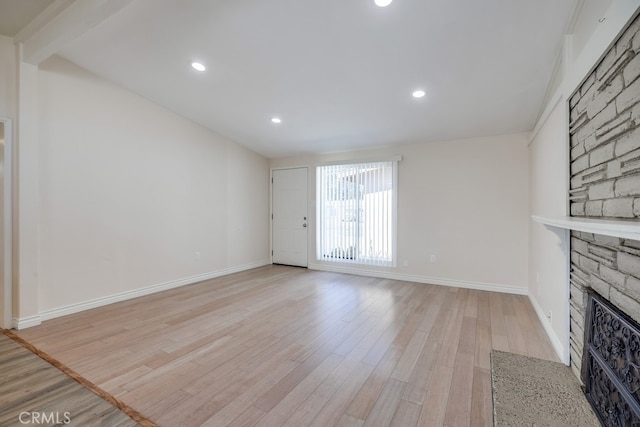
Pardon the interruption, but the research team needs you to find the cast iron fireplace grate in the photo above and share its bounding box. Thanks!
[584,291,640,426]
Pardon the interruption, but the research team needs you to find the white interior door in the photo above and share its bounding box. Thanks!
[272,167,308,267]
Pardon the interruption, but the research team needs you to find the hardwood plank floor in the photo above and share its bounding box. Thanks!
[16,265,558,426]
[0,332,146,426]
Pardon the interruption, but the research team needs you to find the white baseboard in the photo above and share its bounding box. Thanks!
[12,315,42,330]
[307,263,528,295]
[26,260,271,325]
[529,294,568,364]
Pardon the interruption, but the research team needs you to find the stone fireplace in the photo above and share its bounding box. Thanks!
[567,9,640,424]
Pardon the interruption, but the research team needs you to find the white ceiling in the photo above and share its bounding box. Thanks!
[0,0,54,37]
[15,0,579,158]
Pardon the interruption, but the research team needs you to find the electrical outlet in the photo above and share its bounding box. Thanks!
[403,260,409,267]
[547,309,552,323]
[195,251,201,261]
[430,255,437,263]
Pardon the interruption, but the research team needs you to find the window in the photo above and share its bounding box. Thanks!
[317,161,397,267]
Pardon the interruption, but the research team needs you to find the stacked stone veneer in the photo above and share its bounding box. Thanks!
[568,13,640,380]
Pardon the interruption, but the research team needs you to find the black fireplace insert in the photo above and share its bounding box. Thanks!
[584,291,640,426]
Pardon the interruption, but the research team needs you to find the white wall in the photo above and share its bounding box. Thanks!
[34,56,270,316]
[0,122,5,327]
[528,99,570,361]
[271,133,530,293]
[0,35,16,119]
[0,36,15,328]
[571,0,615,63]
[16,49,40,326]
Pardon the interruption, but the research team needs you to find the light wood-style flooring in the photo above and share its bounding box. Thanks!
[16,265,558,426]
[0,332,140,426]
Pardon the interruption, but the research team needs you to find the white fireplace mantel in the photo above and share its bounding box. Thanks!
[532,215,640,241]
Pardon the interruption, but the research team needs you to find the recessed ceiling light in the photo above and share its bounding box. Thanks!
[412,90,426,98]
[375,0,392,6]
[271,117,282,124]
[191,62,206,71]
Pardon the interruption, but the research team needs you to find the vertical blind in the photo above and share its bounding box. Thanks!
[317,161,397,266]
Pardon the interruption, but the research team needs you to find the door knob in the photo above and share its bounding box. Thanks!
[303,223,307,227]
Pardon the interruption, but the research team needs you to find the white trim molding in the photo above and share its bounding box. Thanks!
[529,294,569,364]
[529,91,563,145]
[17,260,271,326]
[308,263,528,295]
[12,315,42,330]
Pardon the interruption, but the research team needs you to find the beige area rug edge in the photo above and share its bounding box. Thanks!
[1,328,158,427]
[491,350,600,427]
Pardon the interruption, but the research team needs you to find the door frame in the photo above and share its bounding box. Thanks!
[270,166,309,267]
[0,118,13,329]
